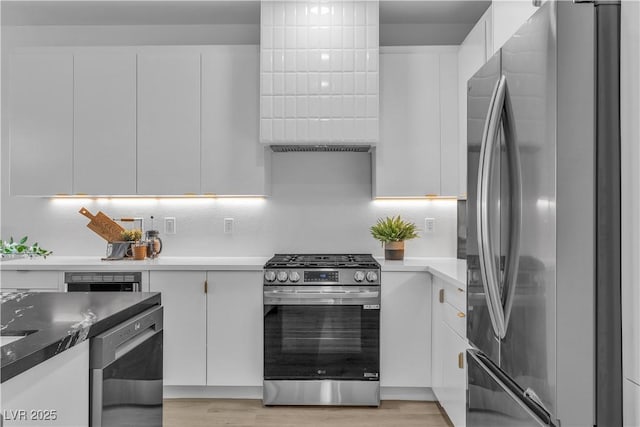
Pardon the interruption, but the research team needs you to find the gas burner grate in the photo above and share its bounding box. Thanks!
[265,254,380,269]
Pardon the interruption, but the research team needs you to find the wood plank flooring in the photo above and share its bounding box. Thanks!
[163,399,450,427]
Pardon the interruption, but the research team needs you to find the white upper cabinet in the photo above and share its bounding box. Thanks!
[137,51,201,195]
[74,51,136,195]
[375,47,458,198]
[260,1,379,144]
[439,52,460,197]
[10,52,73,196]
[201,46,270,196]
[458,7,492,197]
[491,0,541,56]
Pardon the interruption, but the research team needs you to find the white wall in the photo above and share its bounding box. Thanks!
[0,24,458,258]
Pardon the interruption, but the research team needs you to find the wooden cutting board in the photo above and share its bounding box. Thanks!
[79,207,125,242]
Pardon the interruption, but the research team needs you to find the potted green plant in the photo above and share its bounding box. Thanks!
[0,236,52,259]
[370,216,419,260]
[120,229,144,259]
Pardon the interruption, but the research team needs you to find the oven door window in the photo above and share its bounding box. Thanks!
[264,305,379,380]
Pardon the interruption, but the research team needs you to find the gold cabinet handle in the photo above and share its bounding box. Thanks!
[439,289,444,303]
[457,311,466,318]
[458,352,465,369]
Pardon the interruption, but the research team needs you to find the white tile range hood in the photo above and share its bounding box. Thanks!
[260,0,379,146]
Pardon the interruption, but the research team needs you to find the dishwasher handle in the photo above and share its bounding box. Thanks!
[90,305,163,369]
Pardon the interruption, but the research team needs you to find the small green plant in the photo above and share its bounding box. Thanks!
[1,236,52,258]
[370,216,419,244]
[121,229,143,242]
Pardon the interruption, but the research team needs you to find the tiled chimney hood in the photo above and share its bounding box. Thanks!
[260,0,379,147]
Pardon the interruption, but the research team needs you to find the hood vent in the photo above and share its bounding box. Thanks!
[270,145,372,153]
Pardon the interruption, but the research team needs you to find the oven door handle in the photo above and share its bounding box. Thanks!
[264,290,379,298]
[263,288,381,305]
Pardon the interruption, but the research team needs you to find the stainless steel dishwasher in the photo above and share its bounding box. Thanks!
[90,305,163,427]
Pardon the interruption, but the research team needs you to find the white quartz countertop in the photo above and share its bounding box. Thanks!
[376,257,467,288]
[0,255,466,287]
[0,256,270,271]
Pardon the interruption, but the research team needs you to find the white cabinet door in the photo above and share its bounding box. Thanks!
[206,271,263,386]
[440,52,459,197]
[201,46,269,196]
[2,340,89,427]
[380,272,431,387]
[9,52,73,196]
[137,52,201,195]
[431,282,444,397]
[491,0,540,56]
[150,271,207,386]
[0,271,60,291]
[458,7,492,197]
[377,49,441,197]
[73,52,136,195]
[440,322,468,427]
[432,275,468,426]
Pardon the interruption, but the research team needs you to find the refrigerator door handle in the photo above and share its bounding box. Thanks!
[500,75,522,332]
[477,74,522,340]
[477,75,507,339]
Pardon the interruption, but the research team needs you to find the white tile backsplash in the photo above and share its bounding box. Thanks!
[260,0,379,143]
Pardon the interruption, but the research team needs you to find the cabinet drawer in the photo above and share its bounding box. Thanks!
[442,282,466,312]
[443,301,466,339]
[0,270,61,290]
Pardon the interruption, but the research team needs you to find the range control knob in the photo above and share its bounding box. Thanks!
[289,271,300,283]
[366,271,379,283]
[264,271,276,282]
[277,271,289,282]
[354,271,365,282]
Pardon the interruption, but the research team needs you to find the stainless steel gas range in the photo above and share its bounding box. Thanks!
[262,254,381,406]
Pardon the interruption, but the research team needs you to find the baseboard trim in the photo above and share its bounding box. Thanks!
[164,386,436,402]
[164,386,263,399]
[380,387,435,401]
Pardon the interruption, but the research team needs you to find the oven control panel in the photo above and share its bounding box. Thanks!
[304,271,339,283]
[264,269,380,285]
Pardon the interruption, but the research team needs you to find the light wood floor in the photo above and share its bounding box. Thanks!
[163,399,450,427]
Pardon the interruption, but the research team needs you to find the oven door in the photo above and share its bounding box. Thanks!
[263,286,380,381]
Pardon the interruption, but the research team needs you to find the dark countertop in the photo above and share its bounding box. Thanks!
[1,291,161,383]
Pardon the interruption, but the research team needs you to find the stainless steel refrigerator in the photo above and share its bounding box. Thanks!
[466,1,622,426]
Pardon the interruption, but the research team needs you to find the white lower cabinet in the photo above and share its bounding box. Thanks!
[2,340,89,427]
[0,270,61,291]
[149,271,207,386]
[432,276,468,427]
[439,322,467,427]
[206,271,263,386]
[380,272,431,387]
[150,270,263,389]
